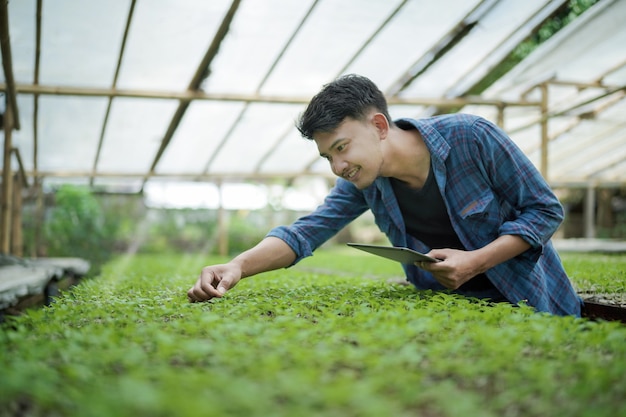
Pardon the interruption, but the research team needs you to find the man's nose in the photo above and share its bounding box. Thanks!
[331,158,347,176]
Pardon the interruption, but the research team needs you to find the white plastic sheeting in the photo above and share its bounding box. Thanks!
[2,0,625,199]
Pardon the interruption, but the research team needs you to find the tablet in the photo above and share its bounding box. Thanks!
[346,243,440,264]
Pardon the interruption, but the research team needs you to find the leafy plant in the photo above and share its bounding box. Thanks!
[1,250,624,417]
[43,185,119,275]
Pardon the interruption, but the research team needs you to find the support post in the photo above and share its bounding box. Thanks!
[584,184,596,239]
[34,178,44,257]
[217,180,228,257]
[1,103,13,253]
[11,172,22,256]
[539,82,549,179]
[496,104,505,128]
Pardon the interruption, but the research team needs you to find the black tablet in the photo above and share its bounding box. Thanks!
[347,243,440,264]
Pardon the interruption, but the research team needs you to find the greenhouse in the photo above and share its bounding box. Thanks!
[1,0,625,416]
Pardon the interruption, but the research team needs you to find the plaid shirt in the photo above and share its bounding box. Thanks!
[268,114,582,316]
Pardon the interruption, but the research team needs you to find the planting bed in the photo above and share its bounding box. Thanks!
[1,250,625,417]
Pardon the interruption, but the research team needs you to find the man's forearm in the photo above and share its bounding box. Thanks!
[474,234,531,274]
[231,236,297,278]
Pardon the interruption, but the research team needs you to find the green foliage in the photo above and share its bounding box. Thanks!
[44,185,119,275]
[138,209,218,254]
[1,250,625,417]
[562,253,626,298]
[226,211,272,256]
[468,0,600,95]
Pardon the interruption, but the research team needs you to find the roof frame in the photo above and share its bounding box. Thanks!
[140,0,242,191]
[90,0,137,187]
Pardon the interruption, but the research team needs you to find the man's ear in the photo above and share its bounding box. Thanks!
[371,112,390,140]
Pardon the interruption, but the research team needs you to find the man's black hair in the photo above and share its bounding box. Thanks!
[296,74,393,140]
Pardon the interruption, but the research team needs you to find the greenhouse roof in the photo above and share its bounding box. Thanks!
[1,0,625,195]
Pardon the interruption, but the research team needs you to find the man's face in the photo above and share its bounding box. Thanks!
[314,116,384,189]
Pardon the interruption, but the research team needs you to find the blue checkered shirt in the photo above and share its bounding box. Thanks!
[268,114,582,316]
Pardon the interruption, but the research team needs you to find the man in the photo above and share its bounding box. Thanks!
[188,74,582,317]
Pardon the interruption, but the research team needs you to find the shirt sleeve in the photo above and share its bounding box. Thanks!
[471,117,564,250]
[266,178,369,265]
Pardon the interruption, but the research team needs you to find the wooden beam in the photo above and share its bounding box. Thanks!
[336,0,409,77]
[10,147,29,188]
[202,0,320,177]
[91,0,137,187]
[0,83,541,108]
[33,0,42,180]
[584,185,596,239]
[23,169,626,188]
[539,82,549,179]
[27,170,335,181]
[0,0,20,130]
[142,0,242,189]
[508,85,626,135]
[386,0,498,96]
[1,103,13,253]
[11,172,22,257]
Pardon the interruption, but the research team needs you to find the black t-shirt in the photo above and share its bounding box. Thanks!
[390,166,496,291]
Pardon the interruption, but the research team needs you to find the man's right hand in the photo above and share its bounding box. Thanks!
[187,263,242,303]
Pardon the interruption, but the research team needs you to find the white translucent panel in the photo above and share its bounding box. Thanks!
[550,125,626,180]
[598,97,626,123]
[39,0,129,87]
[38,96,108,172]
[259,130,319,174]
[486,0,626,101]
[599,158,626,182]
[42,177,89,192]
[97,98,179,173]
[401,0,550,97]
[456,104,500,125]
[7,95,35,171]
[603,64,626,87]
[446,0,565,98]
[156,100,246,174]
[282,179,327,210]
[220,183,268,210]
[7,0,36,84]
[91,178,143,194]
[204,1,315,95]
[549,86,615,116]
[388,105,428,121]
[345,0,482,93]
[549,120,613,172]
[207,103,303,174]
[260,0,403,96]
[117,0,231,91]
[3,0,625,193]
[144,180,271,209]
[309,157,332,175]
[144,181,220,209]
[509,125,542,155]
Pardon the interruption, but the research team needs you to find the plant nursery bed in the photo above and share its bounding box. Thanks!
[0,251,625,417]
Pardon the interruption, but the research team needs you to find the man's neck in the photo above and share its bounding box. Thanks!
[382,125,431,189]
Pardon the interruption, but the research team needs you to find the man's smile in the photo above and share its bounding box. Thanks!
[344,167,360,180]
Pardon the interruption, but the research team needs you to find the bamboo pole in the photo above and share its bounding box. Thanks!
[539,82,549,179]
[217,180,228,257]
[0,83,541,109]
[0,0,20,130]
[1,103,13,253]
[34,179,44,257]
[11,172,22,256]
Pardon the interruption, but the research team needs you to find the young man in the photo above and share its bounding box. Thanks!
[187,74,582,317]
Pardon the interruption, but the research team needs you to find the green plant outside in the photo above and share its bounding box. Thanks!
[1,250,625,417]
[43,185,121,275]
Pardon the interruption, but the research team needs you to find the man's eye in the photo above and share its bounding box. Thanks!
[337,144,346,151]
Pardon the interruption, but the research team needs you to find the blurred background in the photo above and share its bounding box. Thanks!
[1,0,625,274]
